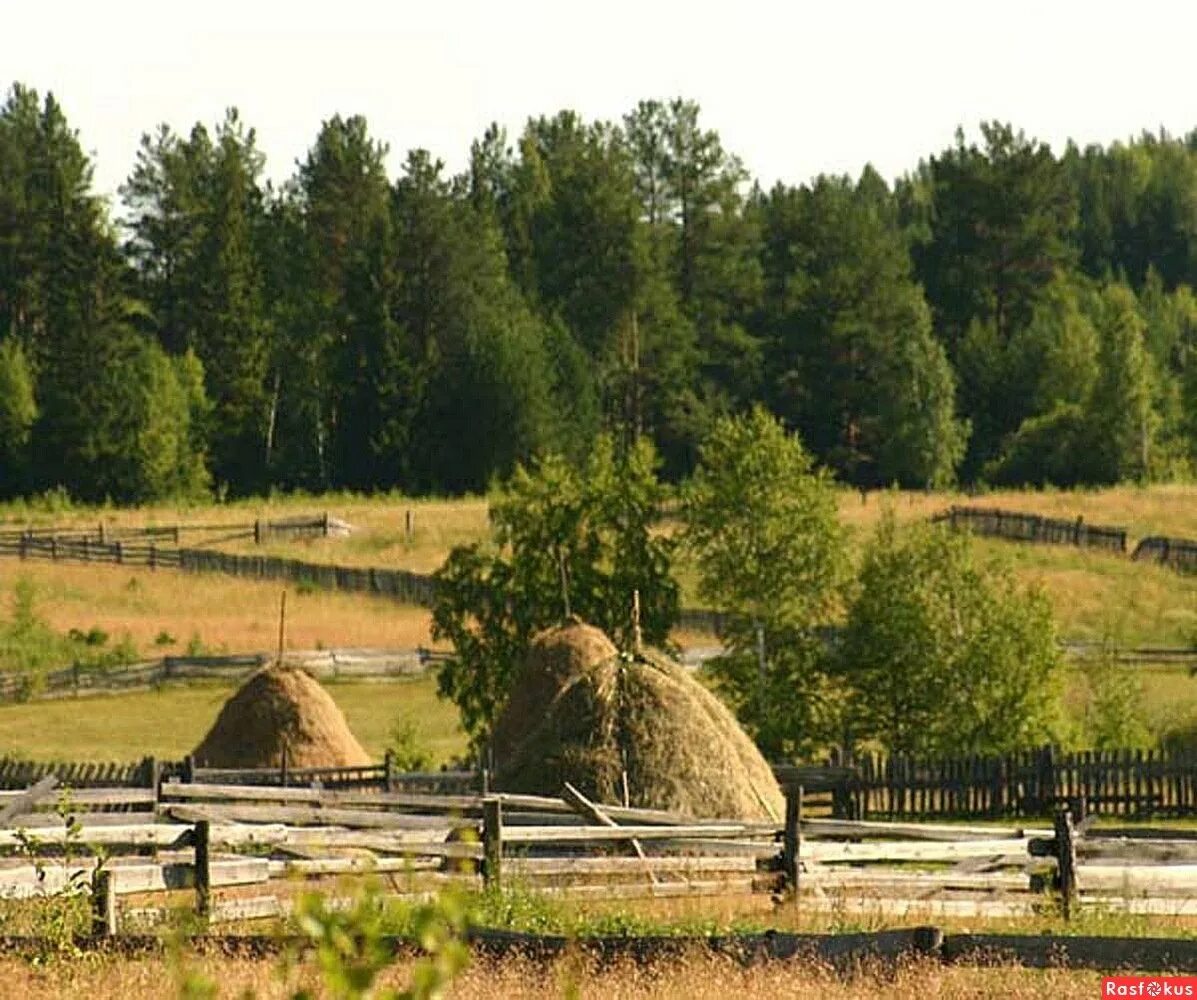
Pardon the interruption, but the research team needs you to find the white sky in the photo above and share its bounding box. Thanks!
[6,0,1197,204]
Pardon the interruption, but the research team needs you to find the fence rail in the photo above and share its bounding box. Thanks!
[935,505,1129,553]
[0,647,449,702]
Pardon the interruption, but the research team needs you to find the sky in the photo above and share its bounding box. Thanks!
[6,0,1197,204]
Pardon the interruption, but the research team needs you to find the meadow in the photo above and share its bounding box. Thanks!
[0,484,1195,762]
[0,674,463,764]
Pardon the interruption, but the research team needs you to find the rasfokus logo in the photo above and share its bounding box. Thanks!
[1103,979,1197,997]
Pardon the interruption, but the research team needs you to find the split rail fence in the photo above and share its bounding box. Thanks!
[3,769,1197,932]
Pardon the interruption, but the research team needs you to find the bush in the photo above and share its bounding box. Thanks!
[836,511,1065,755]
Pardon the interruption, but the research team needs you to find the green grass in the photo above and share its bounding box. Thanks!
[0,674,466,764]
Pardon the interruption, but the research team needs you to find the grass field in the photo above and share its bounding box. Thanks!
[0,951,1117,1000]
[0,674,465,764]
[6,485,1197,646]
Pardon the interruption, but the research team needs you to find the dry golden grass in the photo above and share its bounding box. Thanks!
[5,484,1197,647]
[0,951,1118,999]
[0,560,437,654]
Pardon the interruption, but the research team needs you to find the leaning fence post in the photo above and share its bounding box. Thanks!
[92,870,116,937]
[1054,807,1077,919]
[482,797,503,890]
[782,784,803,898]
[194,819,211,919]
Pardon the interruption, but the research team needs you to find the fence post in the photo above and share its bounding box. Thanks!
[194,819,211,919]
[92,870,116,937]
[115,541,123,565]
[782,784,803,897]
[182,754,195,784]
[482,797,503,890]
[1054,807,1077,919]
[149,544,156,571]
[323,511,330,537]
[98,522,106,545]
[384,749,395,793]
[280,744,289,787]
[1037,744,1056,814]
[19,532,27,560]
[144,756,161,806]
[50,536,57,561]
[1074,516,1084,545]
[254,519,261,545]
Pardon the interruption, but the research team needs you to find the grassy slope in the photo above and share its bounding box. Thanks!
[1,485,1197,760]
[0,674,464,764]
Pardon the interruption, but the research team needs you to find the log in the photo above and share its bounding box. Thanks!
[0,776,58,825]
[164,802,474,832]
[561,782,655,884]
[500,824,764,844]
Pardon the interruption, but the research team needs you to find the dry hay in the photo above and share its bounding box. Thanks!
[492,621,784,821]
[193,665,372,768]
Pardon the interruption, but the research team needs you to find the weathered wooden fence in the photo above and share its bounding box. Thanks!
[935,505,1129,553]
[808,745,1197,821]
[1133,535,1197,573]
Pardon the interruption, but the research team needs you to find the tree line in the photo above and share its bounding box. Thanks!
[3,83,1197,501]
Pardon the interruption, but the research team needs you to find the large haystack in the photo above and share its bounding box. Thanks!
[193,665,372,768]
[492,622,784,821]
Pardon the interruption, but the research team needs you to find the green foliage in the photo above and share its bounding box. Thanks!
[388,718,433,772]
[682,406,848,756]
[1079,652,1151,750]
[758,172,967,487]
[836,512,1064,755]
[432,435,678,748]
[291,884,469,1000]
[0,338,36,489]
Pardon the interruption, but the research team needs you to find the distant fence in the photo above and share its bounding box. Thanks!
[1132,535,1197,573]
[801,745,1197,821]
[0,647,450,701]
[0,512,348,550]
[934,505,1128,553]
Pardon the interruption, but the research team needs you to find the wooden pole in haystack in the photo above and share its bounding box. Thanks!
[276,590,287,666]
[631,589,642,656]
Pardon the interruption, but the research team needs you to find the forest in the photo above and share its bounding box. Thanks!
[1,81,1195,501]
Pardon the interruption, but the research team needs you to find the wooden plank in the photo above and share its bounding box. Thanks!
[802,818,1050,842]
[0,787,157,807]
[537,878,757,900]
[266,857,442,877]
[803,838,1034,863]
[1077,838,1197,863]
[0,776,58,825]
[501,824,764,845]
[803,869,1029,892]
[164,802,474,832]
[505,857,757,877]
[0,858,269,898]
[561,782,654,883]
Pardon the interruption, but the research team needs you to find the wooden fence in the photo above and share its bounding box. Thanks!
[935,505,1129,553]
[11,774,1197,931]
[1133,535,1197,573]
[806,745,1197,821]
[0,513,348,550]
[0,647,449,702]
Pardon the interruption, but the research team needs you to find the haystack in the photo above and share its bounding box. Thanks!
[492,622,784,821]
[193,665,372,768]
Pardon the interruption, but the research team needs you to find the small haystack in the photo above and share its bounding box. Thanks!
[492,622,784,821]
[193,665,371,769]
